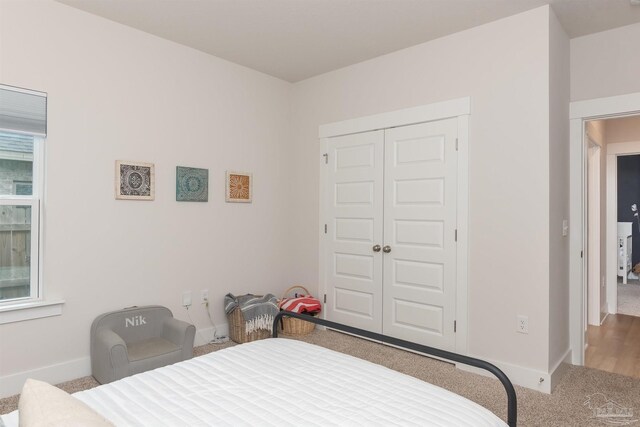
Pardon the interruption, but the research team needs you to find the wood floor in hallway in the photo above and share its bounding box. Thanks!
[586,313,640,379]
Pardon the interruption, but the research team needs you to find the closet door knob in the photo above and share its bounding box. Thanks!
[372,245,381,252]
[383,245,391,253]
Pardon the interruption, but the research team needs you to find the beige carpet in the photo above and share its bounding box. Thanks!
[2,330,639,426]
[618,282,640,317]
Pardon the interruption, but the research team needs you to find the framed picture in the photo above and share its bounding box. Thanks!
[176,166,208,202]
[115,160,155,200]
[225,171,252,203]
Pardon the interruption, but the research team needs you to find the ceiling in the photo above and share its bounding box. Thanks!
[55,0,640,82]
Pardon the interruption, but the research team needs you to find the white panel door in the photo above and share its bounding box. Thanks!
[325,131,384,332]
[382,119,458,350]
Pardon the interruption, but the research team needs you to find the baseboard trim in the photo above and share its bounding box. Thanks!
[456,348,573,394]
[193,323,229,346]
[549,348,572,392]
[0,356,91,399]
[0,323,230,399]
[457,356,553,393]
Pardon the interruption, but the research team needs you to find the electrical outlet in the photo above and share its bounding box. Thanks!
[201,289,209,303]
[182,291,192,308]
[517,315,529,334]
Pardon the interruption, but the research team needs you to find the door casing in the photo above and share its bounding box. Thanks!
[586,136,601,326]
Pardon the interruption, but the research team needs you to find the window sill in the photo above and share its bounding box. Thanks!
[0,299,65,325]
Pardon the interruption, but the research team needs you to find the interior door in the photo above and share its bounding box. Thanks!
[325,130,384,332]
[382,119,458,350]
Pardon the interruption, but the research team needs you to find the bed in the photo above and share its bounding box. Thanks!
[1,312,516,426]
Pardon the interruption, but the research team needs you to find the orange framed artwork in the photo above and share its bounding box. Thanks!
[225,171,252,203]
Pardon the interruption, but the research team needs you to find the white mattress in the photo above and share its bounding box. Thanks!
[2,338,507,426]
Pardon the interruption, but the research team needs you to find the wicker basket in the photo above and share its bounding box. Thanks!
[227,297,272,344]
[279,285,318,337]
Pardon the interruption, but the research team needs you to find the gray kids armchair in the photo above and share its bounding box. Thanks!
[90,305,196,384]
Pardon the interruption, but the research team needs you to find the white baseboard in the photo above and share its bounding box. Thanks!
[549,348,572,391]
[457,356,553,394]
[0,323,230,399]
[193,323,229,346]
[0,356,91,399]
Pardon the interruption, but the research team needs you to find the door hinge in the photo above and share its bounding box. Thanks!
[580,250,583,258]
[323,294,327,304]
[455,138,459,151]
[454,229,458,242]
[454,320,457,333]
[324,224,327,234]
[323,153,328,164]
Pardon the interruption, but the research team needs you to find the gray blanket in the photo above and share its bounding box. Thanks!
[224,293,279,335]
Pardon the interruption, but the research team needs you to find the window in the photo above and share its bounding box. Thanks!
[14,181,33,196]
[0,131,41,303]
[0,84,49,318]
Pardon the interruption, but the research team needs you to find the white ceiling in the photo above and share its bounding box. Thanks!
[55,0,640,82]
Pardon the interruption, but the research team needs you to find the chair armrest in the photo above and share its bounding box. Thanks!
[162,317,195,358]
[93,328,129,384]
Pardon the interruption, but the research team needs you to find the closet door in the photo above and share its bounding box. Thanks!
[324,131,384,332]
[382,119,458,350]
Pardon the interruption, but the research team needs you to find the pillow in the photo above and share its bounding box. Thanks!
[18,379,114,427]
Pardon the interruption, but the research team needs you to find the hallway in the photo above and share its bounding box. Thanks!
[586,314,640,378]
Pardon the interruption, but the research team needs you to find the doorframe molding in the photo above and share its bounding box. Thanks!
[586,133,601,327]
[319,97,470,138]
[569,91,640,365]
[318,97,471,354]
[606,151,617,316]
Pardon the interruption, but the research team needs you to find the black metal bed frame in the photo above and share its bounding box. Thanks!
[273,311,517,427]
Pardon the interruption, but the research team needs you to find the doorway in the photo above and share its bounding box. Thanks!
[615,152,640,317]
[572,107,640,378]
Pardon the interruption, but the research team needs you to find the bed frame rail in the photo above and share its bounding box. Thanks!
[273,311,517,427]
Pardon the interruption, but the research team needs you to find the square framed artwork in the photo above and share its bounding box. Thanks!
[225,171,252,203]
[115,160,155,200]
[176,166,208,202]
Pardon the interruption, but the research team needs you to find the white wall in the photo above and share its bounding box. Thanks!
[585,120,608,321]
[570,22,640,369]
[0,0,292,394]
[291,5,556,383]
[548,8,571,373]
[571,22,640,102]
[0,0,575,396]
[606,116,640,144]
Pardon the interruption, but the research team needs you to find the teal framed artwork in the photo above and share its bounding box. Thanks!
[176,166,208,202]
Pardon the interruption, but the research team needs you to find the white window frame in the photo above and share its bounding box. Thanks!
[0,198,39,300]
[0,136,63,323]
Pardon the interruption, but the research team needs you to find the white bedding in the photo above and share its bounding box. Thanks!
[2,338,507,426]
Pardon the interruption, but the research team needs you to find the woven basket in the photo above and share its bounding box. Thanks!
[279,285,317,337]
[227,296,272,344]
